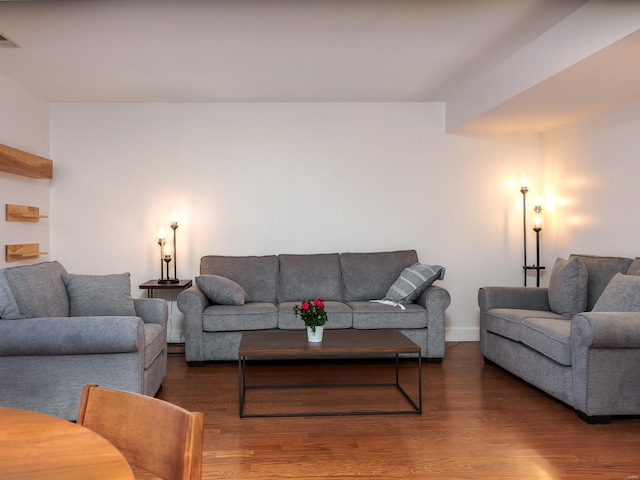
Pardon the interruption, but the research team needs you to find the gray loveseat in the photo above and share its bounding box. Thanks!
[479,254,640,423]
[0,261,168,421]
[177,250,450,364]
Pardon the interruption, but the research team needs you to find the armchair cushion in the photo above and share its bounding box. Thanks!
[548,257,588,317]
[593,273,640,312]
[627,258,640,276]
[62,272,136,317]
[195,274,249,306]
[5,261,69,318]
[0,269,22,319]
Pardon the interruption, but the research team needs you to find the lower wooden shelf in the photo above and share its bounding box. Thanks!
[5,243,47,262]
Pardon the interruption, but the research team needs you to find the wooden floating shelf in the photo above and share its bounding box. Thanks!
[6,204,48,222]
[0,143,53,179]
[5,243,48,262]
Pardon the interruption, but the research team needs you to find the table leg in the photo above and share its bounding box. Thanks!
[238,355,246,417]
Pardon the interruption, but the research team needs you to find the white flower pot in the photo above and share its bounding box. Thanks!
[306,325,324,343]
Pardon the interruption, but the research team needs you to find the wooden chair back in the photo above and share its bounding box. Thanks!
[77,384,204,480]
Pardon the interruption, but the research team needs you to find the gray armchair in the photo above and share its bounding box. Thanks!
[0,261,168,420]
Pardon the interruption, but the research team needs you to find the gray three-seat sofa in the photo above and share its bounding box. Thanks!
[178,250,450,364]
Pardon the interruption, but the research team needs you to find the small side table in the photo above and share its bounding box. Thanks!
[139,279,193,298]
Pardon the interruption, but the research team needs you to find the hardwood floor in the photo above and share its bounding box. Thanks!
[156,342,640,479]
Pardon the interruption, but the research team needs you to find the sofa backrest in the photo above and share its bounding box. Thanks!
[277,253,342,303]
[340,250,418,302]
[570,254,634,311]
[200,255,279,303]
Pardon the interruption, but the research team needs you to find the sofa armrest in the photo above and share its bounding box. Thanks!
[571,312,640,349]
[478,286,550,313]
[416,285,451,311]
[133,297,168,327]
[0,317,144,356]
[415,285,450,359]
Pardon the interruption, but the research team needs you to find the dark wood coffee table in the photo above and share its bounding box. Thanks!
[238,329,422,417]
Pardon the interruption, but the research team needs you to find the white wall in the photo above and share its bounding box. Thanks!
[0,75,50,269]
[50,102,541,342]
[541,97,640,261]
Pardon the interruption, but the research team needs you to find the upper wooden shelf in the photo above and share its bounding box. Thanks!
[0,143,53,179]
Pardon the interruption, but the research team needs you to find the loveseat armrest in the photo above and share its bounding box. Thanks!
[570,312,640,418]
[571,312,640,349]
[0,317,143,356]
[133,297,168,327]
[478,286,550,313]
[177,285,210,364]
[177,285,209,317]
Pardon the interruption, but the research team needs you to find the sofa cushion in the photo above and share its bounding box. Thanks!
[62,272,136,317]
[570,254,633,310]
[278,300,353,329]
[520,317,572,366]
[592,273,640,312]
[277,253,342,303]
[202,303,278,332]
[196,274,249,305]
[341,250,418,302]
[484,308,567,342]
[376,263,445,307]
[0,269,22,319]
[5,261,69,318]
[348,301,427,329]
[548,257,588,316]
[200,255,278,303]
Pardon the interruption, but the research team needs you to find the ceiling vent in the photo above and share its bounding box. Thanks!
[0,33,19,48]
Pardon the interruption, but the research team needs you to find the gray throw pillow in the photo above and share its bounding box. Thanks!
[373,263,445,308]
[5,261,69,318]
[548,257,588,316]
[0,269,22,319]
[63,272,137,317]
[593,273,640,312]
[196,274,250,305]
[627,258,640,276]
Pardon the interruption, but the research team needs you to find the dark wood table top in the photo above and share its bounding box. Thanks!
[0,407,134,480]
[139,279,192,290]
[239,329,420,356]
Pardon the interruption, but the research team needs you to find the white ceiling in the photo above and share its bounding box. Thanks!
[1,0,639,132]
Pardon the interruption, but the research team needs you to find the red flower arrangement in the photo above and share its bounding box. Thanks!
[293,297,327,332]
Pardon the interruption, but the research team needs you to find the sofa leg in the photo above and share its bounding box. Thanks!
[187,361,204,367]
[483,356,496,366]
[425,357,442,364]
[577,411,611,424]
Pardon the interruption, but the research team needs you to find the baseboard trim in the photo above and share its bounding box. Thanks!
[167,343,185,355]
[445,327,479,342]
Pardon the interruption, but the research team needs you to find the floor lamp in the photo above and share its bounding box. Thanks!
[521,179,545,286]
[531,205,545,287]
[520,184,528,286]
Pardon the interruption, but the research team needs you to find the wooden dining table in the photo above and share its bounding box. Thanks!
[0,406,134,480]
